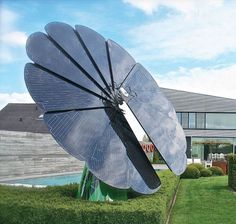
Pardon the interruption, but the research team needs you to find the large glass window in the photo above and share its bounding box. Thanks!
[189,113,196,128]
[182,113,189,128]
[206,113,236,129]
[196,113,205,129]
[177,112,236,130]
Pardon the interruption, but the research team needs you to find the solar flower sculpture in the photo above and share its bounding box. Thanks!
[24,22,187,200]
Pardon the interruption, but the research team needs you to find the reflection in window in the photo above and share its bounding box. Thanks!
[176,112,181,123]
[182,113,189,128]
[189,113,195,128]
[206,113,236,129]
[191,142,204,160]
[196,113,205,129]
[191,137,233,160]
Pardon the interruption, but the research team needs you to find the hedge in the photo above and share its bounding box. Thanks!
[181,165,200,179]
[228,154,236,191]
[200,168,212,177]
[189,163,205,172]
[0,170,179,224]
[209,166,224,176]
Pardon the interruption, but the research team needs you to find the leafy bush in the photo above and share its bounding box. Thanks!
[181,165,200,179]
[228,154,236,191]
[200,168,212,177]
[189,163,205,172]
[0,170,179,224]
[209,166,224,176]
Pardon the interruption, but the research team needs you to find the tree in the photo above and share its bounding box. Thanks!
[142,134,149,142]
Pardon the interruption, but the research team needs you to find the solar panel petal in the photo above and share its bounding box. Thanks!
[107,39,136,88]
[122,63,187,175]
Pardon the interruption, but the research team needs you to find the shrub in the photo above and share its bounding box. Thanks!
[181,165,200,179]
[228,154,236,191]
[200,168,212,177]
[209,166,224,176]
[189,163,205,172]
[0,170,179,224]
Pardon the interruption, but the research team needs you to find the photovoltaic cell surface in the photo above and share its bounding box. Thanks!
[26,32,105,98]
[45,22,111,95]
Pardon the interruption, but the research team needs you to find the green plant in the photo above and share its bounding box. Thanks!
[209,166,224,176]
[228,154,236,191]
[181,165,200,179]
[0,170,179,224]
[200,168,212,177]
[189,163,205,172]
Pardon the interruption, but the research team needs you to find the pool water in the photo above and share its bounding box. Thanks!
[7,173,82,186]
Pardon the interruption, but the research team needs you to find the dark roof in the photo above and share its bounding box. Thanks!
[161,88,236,112]
[0,103,49,133]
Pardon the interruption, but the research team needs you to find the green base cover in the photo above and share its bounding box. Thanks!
[77,165,135,201]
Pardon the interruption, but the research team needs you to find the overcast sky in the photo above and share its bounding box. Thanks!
[1,0,236,113]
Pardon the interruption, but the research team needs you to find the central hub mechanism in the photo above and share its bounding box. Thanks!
[111,89,123,107]
[103,86,129,112]
[110,87,129,111]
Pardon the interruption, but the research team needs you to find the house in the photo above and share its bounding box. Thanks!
[162,88,236,170]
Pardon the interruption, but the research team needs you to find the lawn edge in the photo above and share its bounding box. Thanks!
[165,178,181,224]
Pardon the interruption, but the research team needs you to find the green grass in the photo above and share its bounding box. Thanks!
[170,176,236,224]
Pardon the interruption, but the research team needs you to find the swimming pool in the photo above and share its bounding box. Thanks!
[6,173,82,187]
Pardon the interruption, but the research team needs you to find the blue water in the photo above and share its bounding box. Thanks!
[8,173,82,186]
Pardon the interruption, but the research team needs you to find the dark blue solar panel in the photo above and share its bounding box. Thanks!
[24,63,104,112]
[122,63,187,175]
[107,39,136,88]
[75,25,113,91]
[44,109,159,193]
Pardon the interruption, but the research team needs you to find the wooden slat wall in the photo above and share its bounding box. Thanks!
[0,130,84,180]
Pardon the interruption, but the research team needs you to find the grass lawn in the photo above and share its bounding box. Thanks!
[170,176,236,224]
